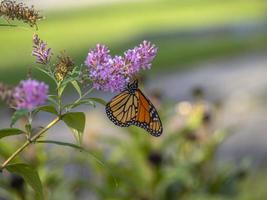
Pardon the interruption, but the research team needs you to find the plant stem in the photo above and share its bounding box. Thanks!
[0,116,61,170]
[64,87,94,112]
[72,88,94,106]
[57,83,62,115]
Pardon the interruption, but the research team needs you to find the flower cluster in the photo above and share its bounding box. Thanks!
[85,41,157,92]
[13,79,49,110]
[32,34,52,65]
[0,0,42,28]
[124,40,158,74]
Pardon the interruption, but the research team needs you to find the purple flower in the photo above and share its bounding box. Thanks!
[136,40,158,69]
[85,45,128,92]
[32,34,52,65]
[85,41,157,92]
[85,44,111,67]
[13,79,49,110]
[124,40,157,74]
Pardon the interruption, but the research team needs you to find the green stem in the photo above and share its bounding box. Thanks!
[0,117,61,170]
[28,111,33,125]
[57,82,63,115]
[77,87,94,102]
[70,87,94,109]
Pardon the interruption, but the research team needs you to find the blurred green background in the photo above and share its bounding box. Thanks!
[0,0,267,83]
[1,0,267,199]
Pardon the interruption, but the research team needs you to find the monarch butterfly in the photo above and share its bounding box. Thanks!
[106,80,163,137]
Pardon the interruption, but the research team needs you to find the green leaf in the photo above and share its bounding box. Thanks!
[62,112,86,145]
[71,80,82,97]
[70,67,81,79]
[36,140,105,166]
[58,83,67,98]
[36,140,83,151]
[88,98,107,106]
[34,105,58,115]
[77,100,96,108]
[6,163,44,200]
[25,124,32,134]
[0,128,24,139]
[36,67,56,83]
[47,95,59,106]
[10,109,28,127]
[0,23,17,27]
[60,66,81,88]
[63,99,96,110]
[35,140,118,187]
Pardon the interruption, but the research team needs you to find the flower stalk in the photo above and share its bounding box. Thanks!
[0,116,61,170]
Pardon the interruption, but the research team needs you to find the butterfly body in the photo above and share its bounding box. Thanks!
[106,80,163,137]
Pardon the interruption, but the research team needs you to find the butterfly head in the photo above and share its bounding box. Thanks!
[127,80,138,93]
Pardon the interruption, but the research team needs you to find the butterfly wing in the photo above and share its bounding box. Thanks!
[106,90,139,127]
[133,89,163,137]
[106,88,163,137]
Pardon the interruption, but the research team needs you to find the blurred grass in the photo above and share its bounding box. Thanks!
[0,0,267,84]
[237,171,267,200]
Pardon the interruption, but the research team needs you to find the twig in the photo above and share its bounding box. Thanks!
[0,116,61,170]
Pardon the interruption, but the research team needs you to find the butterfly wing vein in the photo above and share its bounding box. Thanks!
[106,89,163,137]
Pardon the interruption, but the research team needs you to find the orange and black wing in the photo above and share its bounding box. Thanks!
[133,89,163,137]
[105,89,163,137]
[106,90,139,127]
